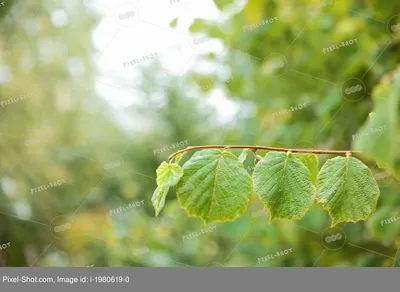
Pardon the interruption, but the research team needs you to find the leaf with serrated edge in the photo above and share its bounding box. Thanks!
[152,185,170,217]
[295,154,319,185]
[176,149,253,224]
[316,156,380,226]
[253,151,315,222]
[156,162,183,187]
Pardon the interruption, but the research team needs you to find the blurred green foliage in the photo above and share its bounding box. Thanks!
[0,0,399,267]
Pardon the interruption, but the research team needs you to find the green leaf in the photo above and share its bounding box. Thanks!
[152,185,170,217]
[156,162,183,187]
[393,247,400,267]
[152,162,183,216]
[316,156,380,226]
[353,68,400,179]
[176,149,253,224]
[295,154,319,185]
[238,148,250,164]
[170,17,178,28]
[252,151,315,221]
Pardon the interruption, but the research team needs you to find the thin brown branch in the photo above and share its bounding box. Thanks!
[168,145,361,161]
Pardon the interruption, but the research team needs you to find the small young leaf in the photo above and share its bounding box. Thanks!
[295,154,319,185]
[253,151,315,221]
[238,148,250,164]
[152,162,183,216]
[176,149,253,224]
[152,185,170,217]
[316,156,380,226]
[156,162,183,187]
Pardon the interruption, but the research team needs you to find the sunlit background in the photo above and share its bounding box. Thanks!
[0,0,400,267]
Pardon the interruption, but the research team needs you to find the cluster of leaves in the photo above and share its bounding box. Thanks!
[153,148,380,227]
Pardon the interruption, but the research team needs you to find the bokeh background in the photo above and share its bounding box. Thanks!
[0,0,400,267]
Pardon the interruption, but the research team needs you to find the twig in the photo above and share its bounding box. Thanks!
[168,145,361,161]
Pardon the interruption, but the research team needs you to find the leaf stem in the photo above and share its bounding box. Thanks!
[168,145,361,161]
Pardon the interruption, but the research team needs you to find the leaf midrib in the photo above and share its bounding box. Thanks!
[207,153,224,219]
[324,157,349,211]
